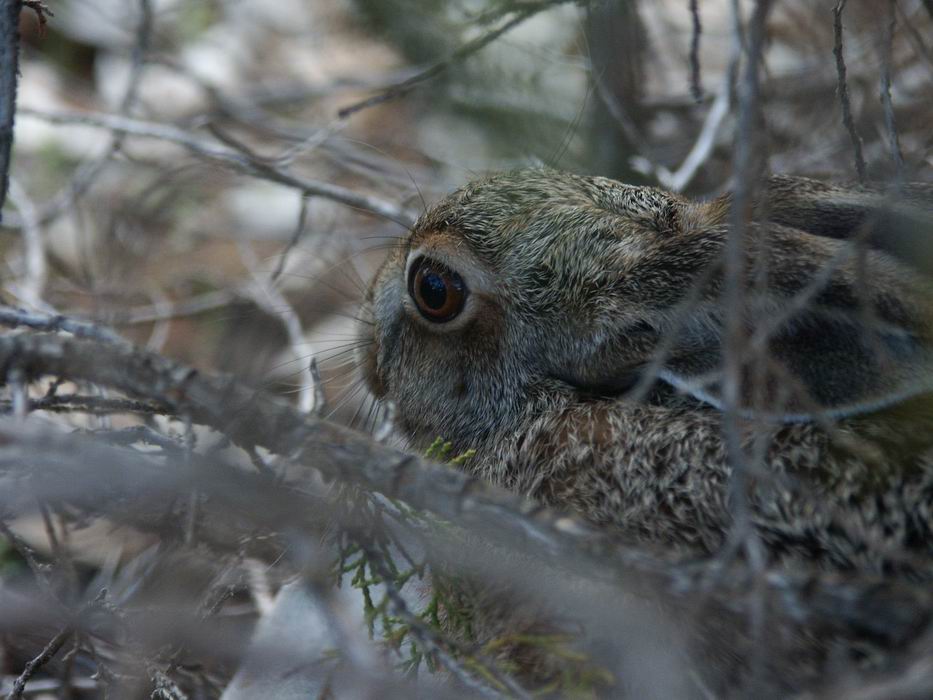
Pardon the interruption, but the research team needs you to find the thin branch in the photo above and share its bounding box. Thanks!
[659,41,738,192]
[0,0,22,220]
[0,520,54,596]
[0,394,172,416]
[237,239,317,414]
[721,0,773,672]
[89,289,239,326]
[0,335,916,622]
[16,108,417,226]
[6,177,47,309]
[0,0,148,233]
[0,305,126,345]
[337,0,577,119]
[689,0,703,101]
[627,6,742,192]
[0,332,603,558]
[878,0,905,180]
[832,0,868,183]
[20,2,52,33]
[5,627,74,700]
[271,192,312,283]
[0,340,929,675]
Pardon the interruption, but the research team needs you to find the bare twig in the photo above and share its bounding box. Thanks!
[89,290,239,326]
[0,332,603,559]
[720,0,773,678]
[271,193,312,283]
[6,177,47,308]
[0,333,927,646]
[5,627,74,700]
[0,520,54,597]
[16,108,417,226]
[0,393,171,416]
[237,239,317,414]
[878,0,905,180]
[689,0,703,101]
[0,305,125,345]
[20,1,52,33]
[0,0,149,233]
[833,0,868,183]
[0,0,22,220]
[659,44,738,192]
[337,0,577,119]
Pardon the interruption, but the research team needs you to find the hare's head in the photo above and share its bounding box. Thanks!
[359,168,933,451]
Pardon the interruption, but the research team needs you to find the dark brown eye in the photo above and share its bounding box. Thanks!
[408,258,467,323]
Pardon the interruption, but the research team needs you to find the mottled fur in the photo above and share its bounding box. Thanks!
[360,168,933,574]
[357,169,933,692]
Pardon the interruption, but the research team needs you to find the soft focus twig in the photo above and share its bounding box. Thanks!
[689,0,703,101]
[878,0,905,180]
[89,290,240,326]
[832,0,867,183]
[271,193,312,283]
[237,239,317,414]
[337,0,577,118]
[20,1,52,33]
[720,0,773,677]
[16,108,417,226]
[0,305,126,345]
[0,0,22,220]
[0,332,929,652]
[0,332,603,559]
[0,393,170,416]
[5,627,74,700]
[6,177,47,308]
[0,0,148,232]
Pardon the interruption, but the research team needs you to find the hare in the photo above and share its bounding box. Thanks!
[356,169,933,693]
[359,168,933,575]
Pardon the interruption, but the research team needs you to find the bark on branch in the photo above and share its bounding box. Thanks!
[0,331,929,653]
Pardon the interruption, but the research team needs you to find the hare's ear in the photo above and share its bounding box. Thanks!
[659,316,933,422]
[750,176,933,273]
[654,224,933,422]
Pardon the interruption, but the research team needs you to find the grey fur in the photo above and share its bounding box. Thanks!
[359,168,933,572]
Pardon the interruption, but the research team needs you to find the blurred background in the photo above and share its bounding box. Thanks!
[4,0,931,424]
[2,1,933,696]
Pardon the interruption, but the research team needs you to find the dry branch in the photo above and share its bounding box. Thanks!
[0,331,600,556]
[0,330,930,656]
[0,306,126,345]
[878,0,905,179]
[16,108,417,226]
[6,627,73,700]
[337,0,579,118]
[688,0,703,101]
[0,0,22,219]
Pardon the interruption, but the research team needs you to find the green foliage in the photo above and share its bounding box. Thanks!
[330,438,610,695]
[177,2,220,44]
[423,436,475,465]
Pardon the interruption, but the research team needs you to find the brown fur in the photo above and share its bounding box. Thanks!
[358,168,933,691]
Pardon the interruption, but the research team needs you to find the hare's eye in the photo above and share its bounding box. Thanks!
[408,257,467,323]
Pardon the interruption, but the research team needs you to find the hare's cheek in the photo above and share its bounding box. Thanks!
[354,303,383,397]
[364,275,407,397]
[359,336,385,398]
